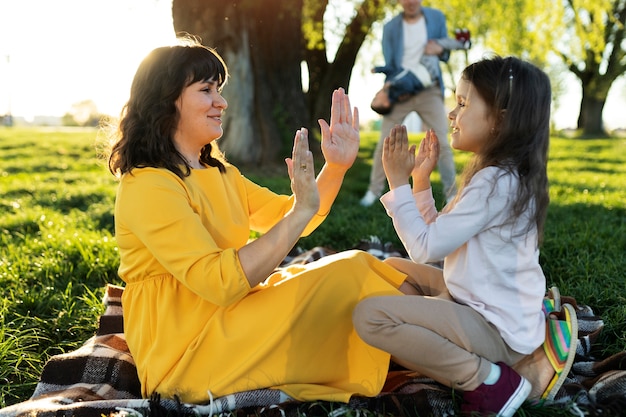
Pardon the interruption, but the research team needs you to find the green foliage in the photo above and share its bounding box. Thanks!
[439,0,565,64]
[0,127,625,415]
[567,0,614,64]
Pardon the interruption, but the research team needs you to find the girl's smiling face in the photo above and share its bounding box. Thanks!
[448,78,497,154]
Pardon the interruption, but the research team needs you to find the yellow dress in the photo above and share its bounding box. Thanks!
[115,165,406,404]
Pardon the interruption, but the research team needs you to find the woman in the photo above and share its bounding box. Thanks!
[106,37,408,404]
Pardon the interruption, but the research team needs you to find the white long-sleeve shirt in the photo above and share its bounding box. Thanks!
[380,166,546,354]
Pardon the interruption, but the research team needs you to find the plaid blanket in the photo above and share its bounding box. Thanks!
[1,238,625,417]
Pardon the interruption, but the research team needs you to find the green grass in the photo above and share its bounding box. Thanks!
[0,127,625,415]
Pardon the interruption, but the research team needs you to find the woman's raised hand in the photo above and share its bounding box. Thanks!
[318,88,360,171]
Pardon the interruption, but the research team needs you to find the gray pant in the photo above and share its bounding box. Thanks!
[366,85,457,201]
[353,258,525,391]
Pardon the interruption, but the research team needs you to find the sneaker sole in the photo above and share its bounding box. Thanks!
[497,376,532,417]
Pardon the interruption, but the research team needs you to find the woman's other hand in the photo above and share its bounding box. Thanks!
[285,128,320,217]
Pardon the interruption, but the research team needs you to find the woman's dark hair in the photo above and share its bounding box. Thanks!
[457,55,551,244]
[108,36,229,178]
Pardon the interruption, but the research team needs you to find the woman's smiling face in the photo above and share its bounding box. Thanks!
[174,78,228,150]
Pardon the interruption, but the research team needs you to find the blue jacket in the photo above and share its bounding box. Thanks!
[381,7,450,96]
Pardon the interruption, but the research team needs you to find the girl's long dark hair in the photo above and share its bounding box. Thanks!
[108,36,229,179]
[457,55,551,245]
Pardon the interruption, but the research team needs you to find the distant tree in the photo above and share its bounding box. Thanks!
[558,0,626,136]
[62,100,103,127]
[171,0,389,165]
[61,112,80,127]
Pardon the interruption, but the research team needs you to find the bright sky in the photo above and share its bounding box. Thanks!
[0,0,177,121]
[1,0,624,129]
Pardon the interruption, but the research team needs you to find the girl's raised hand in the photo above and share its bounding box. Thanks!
[382,125,416,190]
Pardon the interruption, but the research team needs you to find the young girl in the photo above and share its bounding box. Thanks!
[353,56,551,416]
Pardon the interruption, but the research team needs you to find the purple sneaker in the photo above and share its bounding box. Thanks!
[461,362,532,417]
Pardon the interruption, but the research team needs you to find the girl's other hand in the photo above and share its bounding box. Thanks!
[412,129,440,191]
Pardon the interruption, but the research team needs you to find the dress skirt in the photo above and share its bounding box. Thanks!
[123,249,406,404]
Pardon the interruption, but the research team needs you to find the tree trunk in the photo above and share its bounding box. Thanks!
[172,0,306,166]
[577,92,608,137]
[575,65,612,138]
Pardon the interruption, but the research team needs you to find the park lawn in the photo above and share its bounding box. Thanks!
[0,127,624,413]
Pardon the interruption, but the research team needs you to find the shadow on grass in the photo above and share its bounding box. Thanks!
[541,202,626,356]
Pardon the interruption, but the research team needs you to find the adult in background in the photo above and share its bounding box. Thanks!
[105,36,411,405]
[360,0,457,206]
